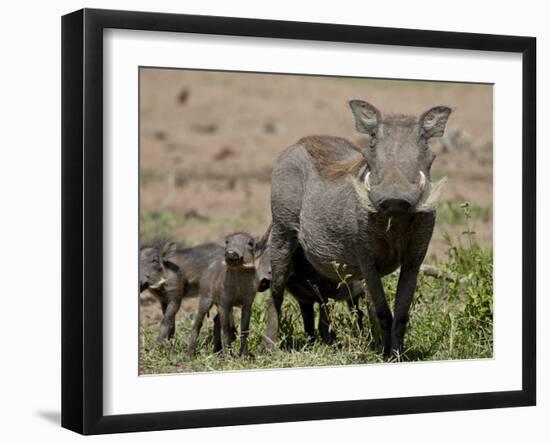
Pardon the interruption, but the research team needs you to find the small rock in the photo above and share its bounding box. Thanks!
[213,146,237,161]
[226,178,237,190]
[153,130,167,141]
[191,123,218,134]
[175,171,188,188]
[264,121,277,134]
[183,209,210,222]
[177,88,190,105]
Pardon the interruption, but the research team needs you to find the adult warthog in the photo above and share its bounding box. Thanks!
[265,101,451,358]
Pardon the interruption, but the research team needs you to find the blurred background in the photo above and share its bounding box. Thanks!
[140,68,492,260]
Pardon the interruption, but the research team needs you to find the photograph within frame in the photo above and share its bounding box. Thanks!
[138,67,494,375]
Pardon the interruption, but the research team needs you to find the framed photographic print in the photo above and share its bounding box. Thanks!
[61,8,536,435]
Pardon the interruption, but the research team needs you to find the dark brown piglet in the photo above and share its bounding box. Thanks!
[187,225,271,357]
[140,241,224,343]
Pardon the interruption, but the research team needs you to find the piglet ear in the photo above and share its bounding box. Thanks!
[160,242,177,261]
[255,222,272,254]
[349,100,380,134]
[419,106,452,138]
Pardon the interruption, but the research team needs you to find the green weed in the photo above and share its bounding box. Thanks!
[437,201,491,225]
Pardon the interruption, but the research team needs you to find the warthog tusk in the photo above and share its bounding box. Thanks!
[364,171,371,191]
[149,277,166,289]
[419,171,426,192]
[223,259,256,270]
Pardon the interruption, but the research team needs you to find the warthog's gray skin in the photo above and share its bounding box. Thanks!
[139,241,224,343]
[263,245,364,344]
[266,101,451,357]
[187,226,271,357]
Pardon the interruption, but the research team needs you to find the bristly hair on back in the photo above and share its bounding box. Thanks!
[299,135,367,181]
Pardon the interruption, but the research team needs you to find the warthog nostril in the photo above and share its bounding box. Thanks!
[379,198,412,214]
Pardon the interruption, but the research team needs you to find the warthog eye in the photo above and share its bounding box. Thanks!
[248,240,254,248]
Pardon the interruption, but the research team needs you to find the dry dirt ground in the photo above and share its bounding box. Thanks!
[139,68,493,328]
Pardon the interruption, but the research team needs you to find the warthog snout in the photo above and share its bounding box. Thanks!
[376,195,414,214]
[225,249,243,265]
[364,166,428,214]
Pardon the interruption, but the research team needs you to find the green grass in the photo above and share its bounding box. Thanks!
[140,169,163,185]
[140,210,185,240]
[436,201,491,225]
[140,226,493,374]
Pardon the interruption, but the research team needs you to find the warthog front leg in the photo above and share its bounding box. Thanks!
[219,302,234,354]
[213,313,222,353]
[239,302,253,357]
[392,265,421,357]
[264,225,296,352]
[298,301,315,343]
[361,265,393,357]
[214,313,237,353]
[392,212,435,357]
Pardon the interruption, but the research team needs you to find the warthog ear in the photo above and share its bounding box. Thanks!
[255,222,272,254]
[349,100,380,134]
[419,106,452,138]
[160,242,177,261]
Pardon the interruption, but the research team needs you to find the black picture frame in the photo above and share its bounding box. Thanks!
[61,8,536,435]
